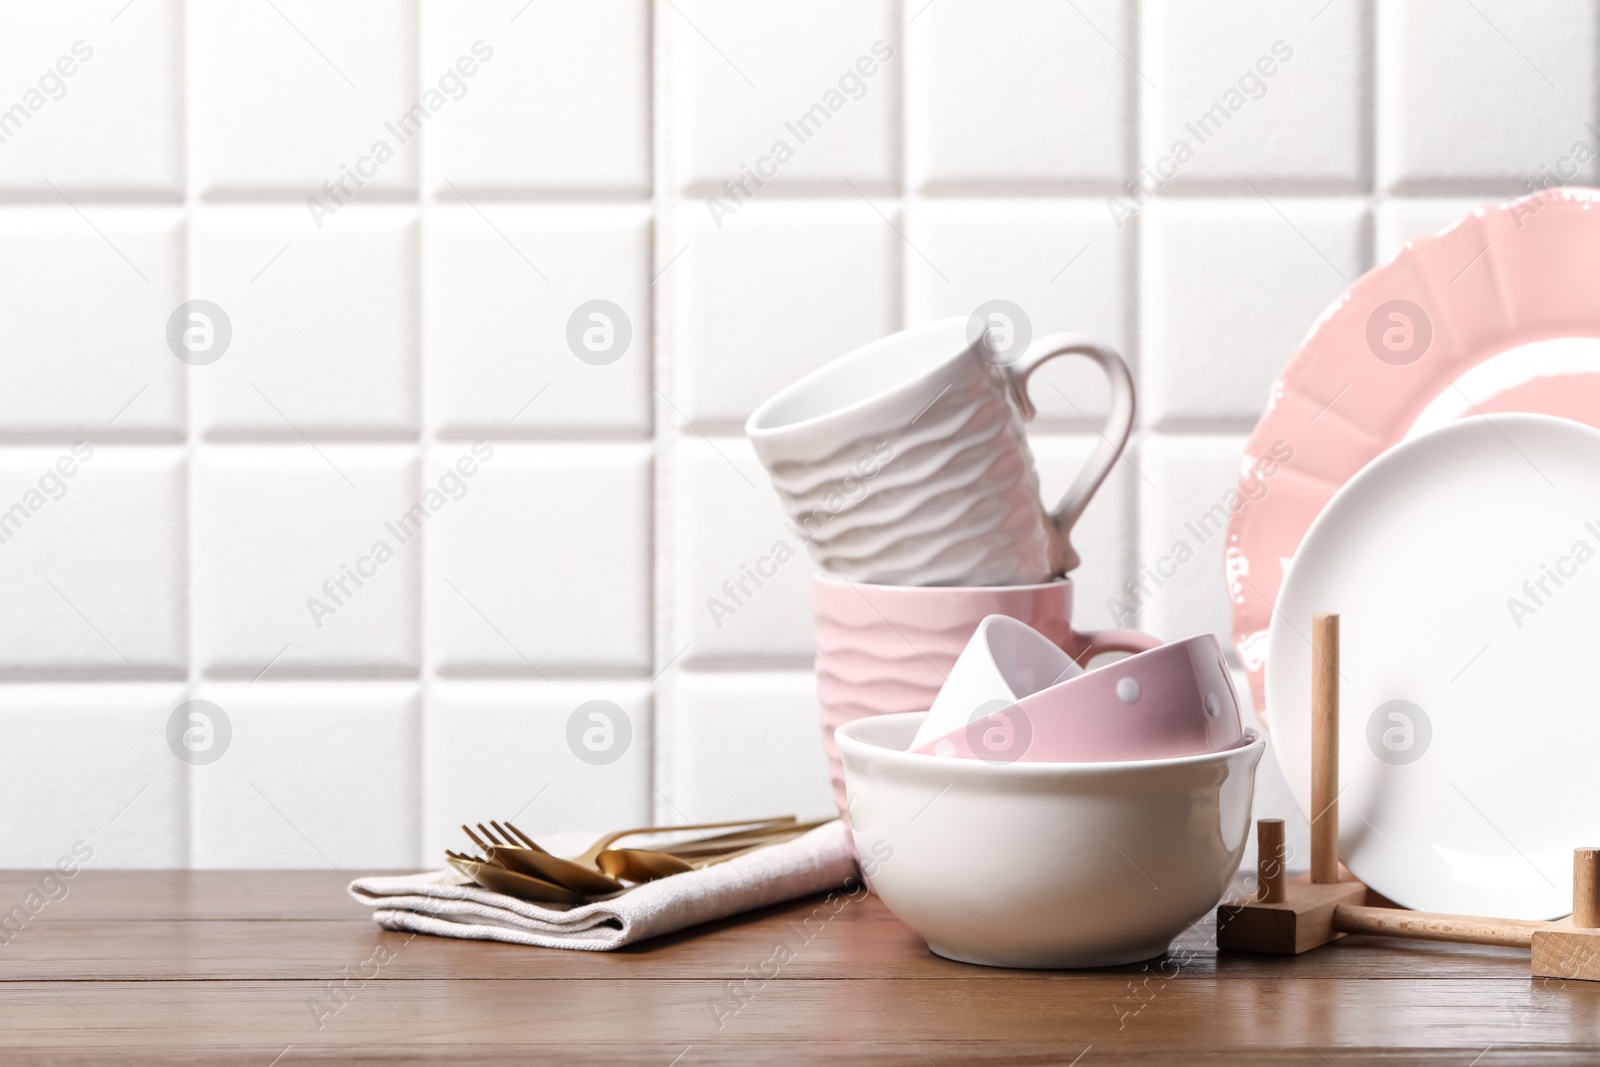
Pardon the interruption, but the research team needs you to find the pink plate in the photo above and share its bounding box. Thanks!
[1228,188,1600,721]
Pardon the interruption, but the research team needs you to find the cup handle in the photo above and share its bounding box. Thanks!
[1071,627,1162,667]
[1003,333,1136,575]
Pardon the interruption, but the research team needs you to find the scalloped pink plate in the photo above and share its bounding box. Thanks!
[1228,189,1600,721]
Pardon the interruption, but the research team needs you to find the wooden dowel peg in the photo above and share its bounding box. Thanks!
[1310,613,1340,885]
[1575,848,1600,928]
[1333,905,1551,949]
[1257,819,1286,903]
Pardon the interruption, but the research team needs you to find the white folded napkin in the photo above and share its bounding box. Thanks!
[348,820,857,951]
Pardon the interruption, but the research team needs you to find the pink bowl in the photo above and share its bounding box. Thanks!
[910,634,1244,763]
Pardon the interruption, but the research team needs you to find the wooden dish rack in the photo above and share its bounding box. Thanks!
[1217,613,1600,981]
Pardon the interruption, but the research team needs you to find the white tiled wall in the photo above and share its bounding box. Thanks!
[0,0,1590,868]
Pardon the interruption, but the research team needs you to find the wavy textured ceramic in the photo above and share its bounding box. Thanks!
[747,318,1134,585]
[813,577,1160,819]
[906,614,1084,752]
[1228,189,1600,719]
[1268,414,1600,920]
[840,713,1264,968]
[912,634,1244,763]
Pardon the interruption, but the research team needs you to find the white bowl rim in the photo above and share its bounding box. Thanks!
[837,711,1264,777]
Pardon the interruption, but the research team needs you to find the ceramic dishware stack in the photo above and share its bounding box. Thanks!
[745,318,1265,969]
[1223,194,1600,959]
[828,614,1259,968]
[839,713,1263,968]
[746,317,1159,817]
[908,625,1246,763]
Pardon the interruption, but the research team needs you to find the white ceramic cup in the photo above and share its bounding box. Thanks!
[746,318,1135,586]
[906,614,1083,752]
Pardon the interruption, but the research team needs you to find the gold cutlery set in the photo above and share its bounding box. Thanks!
[446,816,830,904]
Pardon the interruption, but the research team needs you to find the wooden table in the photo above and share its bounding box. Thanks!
[4,871,1600,1064]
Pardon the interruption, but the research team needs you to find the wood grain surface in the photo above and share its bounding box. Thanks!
[2,871,1599,1064]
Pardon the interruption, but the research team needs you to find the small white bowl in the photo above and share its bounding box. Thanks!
[839,712,1264,969]
[907,614,1084,752]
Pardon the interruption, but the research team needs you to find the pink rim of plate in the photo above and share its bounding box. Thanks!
[1227,188,1600,722]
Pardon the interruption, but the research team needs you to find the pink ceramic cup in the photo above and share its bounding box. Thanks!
[911,634,1244,764]
[814,575,1159,819]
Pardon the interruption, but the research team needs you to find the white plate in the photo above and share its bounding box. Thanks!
[1268,413,1600,919]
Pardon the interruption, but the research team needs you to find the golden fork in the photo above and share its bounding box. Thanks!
[453,815,827,898]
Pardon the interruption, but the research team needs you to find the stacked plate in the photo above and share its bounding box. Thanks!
[1228,190,1600,921]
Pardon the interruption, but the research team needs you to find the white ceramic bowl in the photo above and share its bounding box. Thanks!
[838,712,1264,969]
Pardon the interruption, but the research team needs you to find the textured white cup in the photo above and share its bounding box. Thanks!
[906,614,1083,752]
[745,318,1134,586]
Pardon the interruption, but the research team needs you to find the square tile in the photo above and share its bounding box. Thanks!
[189,0,419,196]
[1374,197,1488,263]
[0,447,185,677]
[423,681,651,856]
[1143,0,1367,189]
[424,204,651,437]
[1136,435,1251,641]
[0,684,187,867]
[425,443,652,675]
[0,0,183,195]
[0,207,184,437]
[1031,435,1133,633]
[906,200,1133,427]
[190,683,419,868]
[666,672,833,822]
[671,201,899,427]
[674,436,816,667]
[910,0,1130,190]
[191,206,420,439]
[193,446,421,678]
[421,0,650,194]
[1141,199,1369,427]
[1379,0,1598,190]
[672,0,900,193]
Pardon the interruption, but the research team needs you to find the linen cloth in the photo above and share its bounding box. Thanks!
[348,820,856,951]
